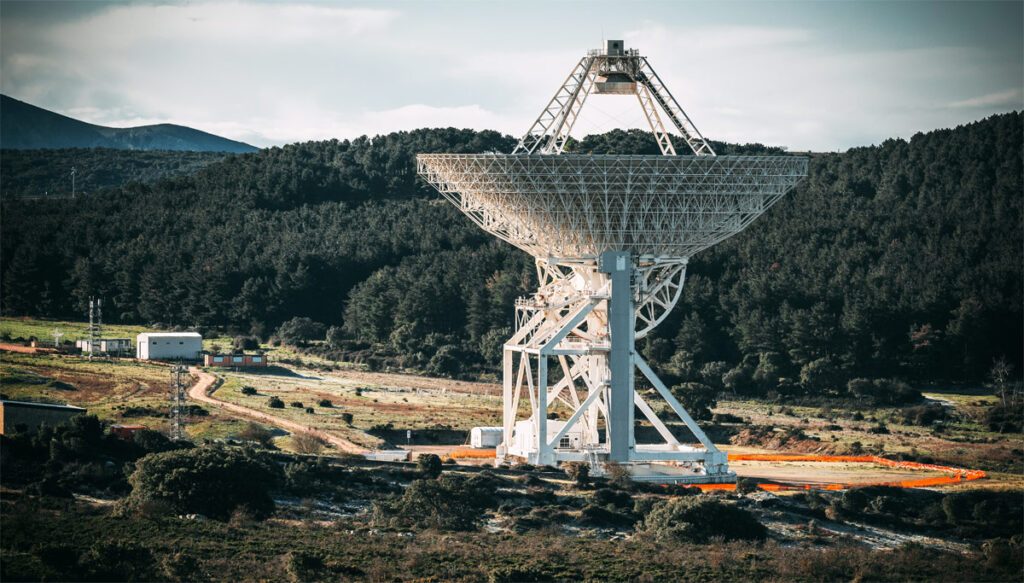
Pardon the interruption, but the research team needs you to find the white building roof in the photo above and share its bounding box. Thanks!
[137,332,203,339]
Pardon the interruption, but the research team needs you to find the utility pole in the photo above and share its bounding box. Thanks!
[169,363,189,440]
[71,167,77,199]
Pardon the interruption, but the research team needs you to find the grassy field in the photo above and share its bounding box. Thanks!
[0,317,150,345]
[212,368,505,449]
[0,351,268,443]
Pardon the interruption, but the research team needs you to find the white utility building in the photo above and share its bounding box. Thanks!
[136,332,203,361]
[470,426,503,448]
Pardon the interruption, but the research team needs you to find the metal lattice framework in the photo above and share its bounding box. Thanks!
[417,42,807,482]
[417,155,807,259]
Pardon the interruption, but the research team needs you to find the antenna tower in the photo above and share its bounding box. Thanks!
[86,297,102,359]
[417,41,808,483]
[169,364,189,440]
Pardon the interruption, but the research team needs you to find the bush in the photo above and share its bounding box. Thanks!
[847,378,922,405]
[416,453,443,478]
[638,497,767,543]
[292,433,325,455]
[305,407,314,414]
[241,386,257,396]
[578,504,635,528]
[275,317,326,347]
[318,399,333,408]
[900,403,948,426]
[325,326,345,349]
[563,462,590,487]
[233,336,260,351]
[341,413,354,425]
[736,477,759,495]
[290,401,304,408]
[669,382,717,421]
[268,396,285,409]
[985,404,1023,433]
[124,446,280,520]
[374,475,495,531]
[237,423,275,447]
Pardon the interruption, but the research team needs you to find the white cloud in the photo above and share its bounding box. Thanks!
[2,4,1020,151]
[947,88,1024,109]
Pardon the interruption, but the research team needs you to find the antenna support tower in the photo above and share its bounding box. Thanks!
[169,364,189,440]
[86,297,102,360]
[417,41,807,483]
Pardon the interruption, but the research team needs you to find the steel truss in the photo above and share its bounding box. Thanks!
[500,253,730,481]
[512,48,715,156]
[417,42,808,482]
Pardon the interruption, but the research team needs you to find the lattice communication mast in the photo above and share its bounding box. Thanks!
[418,41,807,483]
[169,364,189,441]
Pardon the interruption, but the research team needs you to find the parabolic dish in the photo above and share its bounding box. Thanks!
[417,154,808,259]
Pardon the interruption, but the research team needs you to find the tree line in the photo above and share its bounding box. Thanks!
[1,116,1020,391]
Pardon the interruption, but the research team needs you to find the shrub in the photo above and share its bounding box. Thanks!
[290,401,304,408]
[563,462,590,487]
[416,453,443,478]
[233,336,260,351]
[736,477,759,494]
[669,382,717,421]
[593,487,633,509]
[341,413,354,425]
[985,404,1023,433]
[124,446,280,520]
[900,403,948,426]
[240,386,257,396]
[318,399,333,408]
[847,378,921,405]
[325,326,345,348]
[579,504,635,528]
[638,497,767,543]
[292,433,325,455]
[603,462,633,489]
[268,397,285,409]
[868,423,890,434]
[237,423,275,447]
[275,317,326,347]
[374,475,494,531]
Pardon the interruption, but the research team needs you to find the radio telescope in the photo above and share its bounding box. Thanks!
[418,41,807,482]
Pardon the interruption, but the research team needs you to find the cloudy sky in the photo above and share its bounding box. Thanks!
[1,1,1021,151]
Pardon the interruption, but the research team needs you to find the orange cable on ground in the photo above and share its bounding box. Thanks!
[696,453,988,492]
[445,449,987,491]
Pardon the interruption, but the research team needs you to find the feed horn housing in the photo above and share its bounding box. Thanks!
[418,41,807,482]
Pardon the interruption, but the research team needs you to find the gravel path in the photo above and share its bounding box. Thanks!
[187,367,367,454]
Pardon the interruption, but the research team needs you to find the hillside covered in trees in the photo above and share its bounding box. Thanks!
[1,114,1020,391]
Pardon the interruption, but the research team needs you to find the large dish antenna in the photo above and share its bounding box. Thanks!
[418,41,807,482]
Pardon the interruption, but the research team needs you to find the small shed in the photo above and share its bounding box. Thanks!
[470,426,503,448]
[136,332,203,361]
[0,400,86,435]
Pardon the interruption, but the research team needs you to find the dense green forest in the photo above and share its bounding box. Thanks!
[2,115,1020,391]
[0,148,226,198]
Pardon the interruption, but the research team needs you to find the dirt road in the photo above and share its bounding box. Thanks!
[187,367,367,454]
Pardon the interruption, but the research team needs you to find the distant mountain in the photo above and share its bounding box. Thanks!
[0,95,258,153]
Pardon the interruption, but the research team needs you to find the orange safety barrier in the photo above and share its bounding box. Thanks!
[691,453,989,492]
[450,448,497,459]
[443,448,986,491]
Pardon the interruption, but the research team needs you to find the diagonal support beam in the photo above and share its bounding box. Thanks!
[547,383,605,449]
[635,354,719,452]
[634,391,680,445]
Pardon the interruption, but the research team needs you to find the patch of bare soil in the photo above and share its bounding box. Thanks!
[732,425,835,454]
